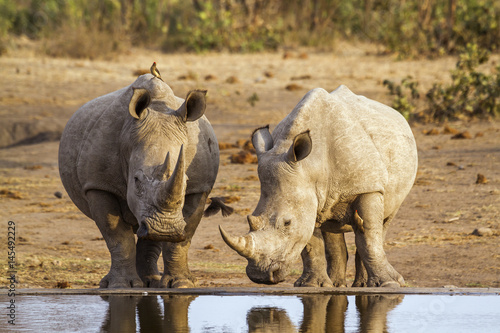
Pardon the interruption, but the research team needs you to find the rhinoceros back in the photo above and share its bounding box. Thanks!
[271,85,417,217]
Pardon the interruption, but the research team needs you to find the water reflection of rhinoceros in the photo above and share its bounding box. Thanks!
[99,293,403,332]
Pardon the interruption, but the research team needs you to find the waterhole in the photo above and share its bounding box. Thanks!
[3,292,499,332]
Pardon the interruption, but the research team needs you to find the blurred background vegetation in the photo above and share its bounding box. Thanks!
[0,0,499,58]
[1,0,498,121]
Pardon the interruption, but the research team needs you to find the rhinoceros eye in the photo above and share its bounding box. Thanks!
[284,220,291,227]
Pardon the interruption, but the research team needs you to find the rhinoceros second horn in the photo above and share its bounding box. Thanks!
[219,226,255,258]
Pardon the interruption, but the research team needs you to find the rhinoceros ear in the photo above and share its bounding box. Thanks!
[177,89,207,122]
[129,88,151,119]
[252,125,273,156]
[287,130,312,163]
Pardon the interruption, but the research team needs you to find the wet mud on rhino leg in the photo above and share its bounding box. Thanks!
[295,228,334,287]
[160,191,209,288]
[136,239,162,287]
[353,192,404,287]
[86,190,143,288]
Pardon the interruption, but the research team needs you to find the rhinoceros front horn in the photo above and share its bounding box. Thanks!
[158,145,186,208]
[219,226,255,258]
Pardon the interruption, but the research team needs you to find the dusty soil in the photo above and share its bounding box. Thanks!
[1,41,499,289]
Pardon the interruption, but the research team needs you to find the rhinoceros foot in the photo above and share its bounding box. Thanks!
[141,274,162,288]
[352,279,368,287]
[294,271,335,288]
[160,274,197,288]
[366,266,405,288]
[99,270,144,288]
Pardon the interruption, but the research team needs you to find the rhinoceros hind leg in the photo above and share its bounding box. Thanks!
[160,192,209,288]
[295,228,334,287]
[136,238,162,287]
[352,250,368,287]
[324,231,348,287]
[354,192,405,287]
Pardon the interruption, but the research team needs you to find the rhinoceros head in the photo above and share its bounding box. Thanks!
[220,126,319,284]
[124,87,206,242]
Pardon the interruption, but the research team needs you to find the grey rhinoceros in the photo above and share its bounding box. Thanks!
[220,85,418,287]
[59,74,222,288]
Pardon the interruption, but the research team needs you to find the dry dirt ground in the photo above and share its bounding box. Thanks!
[0,41,499,289]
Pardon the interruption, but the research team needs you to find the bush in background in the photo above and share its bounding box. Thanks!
[1,0,499,58]
[384,44,500,122]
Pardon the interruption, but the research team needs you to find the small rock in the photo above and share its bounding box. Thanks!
[204,244,214,250]
[204,74,216,81]
[285,83,302,91]
[218,142,238,150]
[424,128,440,135]
[291,75,312,80]
[446,162,457,166]
[225,76,240,84]
[442,125,459,135]
[264,71,274,78]
[230,151,257,164]
[451,131,472,139]
[54,191,63,198]
[52,260,62,266]
[442,285,458,289]
[56,281,71,289]
[24,165,43,170]
[476,173,488,184]
[471,227,493,237]
[217,195,241,204]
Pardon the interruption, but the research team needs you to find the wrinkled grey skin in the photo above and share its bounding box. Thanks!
[59,74,219,288]
[221,85,417,287]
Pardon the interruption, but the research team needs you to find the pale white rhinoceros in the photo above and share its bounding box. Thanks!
[59,74,222,288]
[220,85,418,287]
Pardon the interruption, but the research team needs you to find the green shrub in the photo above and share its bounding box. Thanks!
[385,44,500,121]
[1,1,499,57]
[426,44,500,120]
[383,77,420,121]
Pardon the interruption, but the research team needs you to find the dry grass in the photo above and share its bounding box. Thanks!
[42,25,130,60]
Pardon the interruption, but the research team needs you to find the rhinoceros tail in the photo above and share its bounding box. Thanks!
[204,197,234,217]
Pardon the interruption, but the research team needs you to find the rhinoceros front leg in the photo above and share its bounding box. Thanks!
[87,190,143,288]
[295,228,334,287]
[160,192,209,288]
[353,192,404,287]
[136,239,162,287]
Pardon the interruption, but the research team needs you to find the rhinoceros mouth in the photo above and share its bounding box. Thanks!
[137,219,186,242]
[246,261,288,285]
